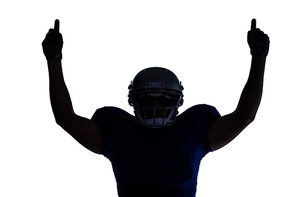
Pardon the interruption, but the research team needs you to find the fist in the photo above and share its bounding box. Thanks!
[247,19,270,56]
[42,19,63,61]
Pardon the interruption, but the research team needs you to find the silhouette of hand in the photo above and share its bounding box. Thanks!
[247,19,270,56]
[42,19,63,61]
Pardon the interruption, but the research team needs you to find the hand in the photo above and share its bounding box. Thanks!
[247,19,270,56]
[42,19,63,61]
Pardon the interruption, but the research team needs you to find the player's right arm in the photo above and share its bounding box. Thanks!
[42,20,102,154]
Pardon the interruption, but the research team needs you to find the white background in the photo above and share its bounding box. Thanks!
[1,0,295,196]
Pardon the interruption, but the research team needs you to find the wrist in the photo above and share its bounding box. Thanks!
[251,56,266,68]
[252,55,266,61]
[47,59,62,66]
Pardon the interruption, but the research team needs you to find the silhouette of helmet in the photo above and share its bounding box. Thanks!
[128,67,184,128]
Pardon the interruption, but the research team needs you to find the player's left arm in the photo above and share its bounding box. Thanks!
[208,19,270,151]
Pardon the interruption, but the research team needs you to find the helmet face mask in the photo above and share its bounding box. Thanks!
[128,67,184,128]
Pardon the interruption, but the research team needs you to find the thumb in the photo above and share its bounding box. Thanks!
[54,19,60,32]
[251,18,256,31]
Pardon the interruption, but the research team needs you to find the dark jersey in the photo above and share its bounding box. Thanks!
[91,104,221,197]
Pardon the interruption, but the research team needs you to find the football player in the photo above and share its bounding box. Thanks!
[42,18,269,197]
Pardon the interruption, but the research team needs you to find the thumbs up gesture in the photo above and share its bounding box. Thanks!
[247,19,270,56]
[42,19,63,61]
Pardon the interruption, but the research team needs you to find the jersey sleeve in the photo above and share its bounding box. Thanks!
[180,104,221,154]
[196,105,221,155]
[91,107,117,158]
[205,106,221,151]
[91,108,108,156]
[91,107,135,159]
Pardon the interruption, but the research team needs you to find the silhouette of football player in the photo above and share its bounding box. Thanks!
[42,19,269,197]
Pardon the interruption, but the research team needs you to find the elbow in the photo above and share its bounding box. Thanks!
[53,113,70,128]
[246,115,255,125]
[54,116,66,128]
[237,109,257,125]
[243,112,257,125]
[54,117,63,127]
[52,109,75,127]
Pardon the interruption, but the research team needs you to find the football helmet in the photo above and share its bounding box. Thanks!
[128,67,184,128]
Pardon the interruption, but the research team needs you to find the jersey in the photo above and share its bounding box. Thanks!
[91,104,221,197]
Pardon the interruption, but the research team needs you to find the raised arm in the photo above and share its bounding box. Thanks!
[208,19,270,151]
[42,20,102,154]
